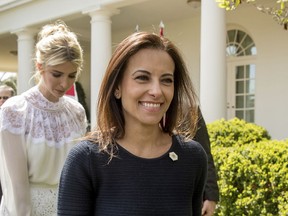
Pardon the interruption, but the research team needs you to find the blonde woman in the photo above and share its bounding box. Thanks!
[0,21,87,215]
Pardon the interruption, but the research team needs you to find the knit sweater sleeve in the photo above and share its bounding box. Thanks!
[57,141,96,215]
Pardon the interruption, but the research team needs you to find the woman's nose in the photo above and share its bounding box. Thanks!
[60,78,71,89]
[148,81,162,98]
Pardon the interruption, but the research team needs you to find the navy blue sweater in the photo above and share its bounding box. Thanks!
[57,135,207,216]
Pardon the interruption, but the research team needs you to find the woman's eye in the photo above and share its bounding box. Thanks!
[52,73,61,78]
[162,78,174,85]
[69,75,76,79]
[135,75,149,81]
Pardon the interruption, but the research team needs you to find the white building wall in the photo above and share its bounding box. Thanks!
[226,6,288,139]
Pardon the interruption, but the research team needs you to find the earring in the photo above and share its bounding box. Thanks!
[163,113,166,128]
[114,91,120,99]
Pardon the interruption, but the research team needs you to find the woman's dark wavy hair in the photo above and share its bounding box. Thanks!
[85,31,199,158]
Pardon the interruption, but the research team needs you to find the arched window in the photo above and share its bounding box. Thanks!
[226,29,256,123]
[226,29,257,56]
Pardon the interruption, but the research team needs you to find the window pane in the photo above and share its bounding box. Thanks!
[245,110,254,122]
[236,96,244,108]
[235,30,246,44]
[236,110,244,119]
[236,81,244,93]
[237,48,245,56]
[227,30,236,43]
[250,46,257,55]
[245,43,256,55]
[245,95,255,108]
[246,64,256,79]
[236,66,244,79]
[242,34,253,48]
[226,45,238,56]
[246,80,255,94]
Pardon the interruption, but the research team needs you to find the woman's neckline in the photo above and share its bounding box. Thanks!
[115,134,176,160]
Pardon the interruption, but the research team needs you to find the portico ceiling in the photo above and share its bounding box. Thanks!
[0,0,200,72]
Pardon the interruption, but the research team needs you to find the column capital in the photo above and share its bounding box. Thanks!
[11,27,37,40]
[83,6,119,21]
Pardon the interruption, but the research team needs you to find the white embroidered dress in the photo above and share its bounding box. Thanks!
[0,86,87,216]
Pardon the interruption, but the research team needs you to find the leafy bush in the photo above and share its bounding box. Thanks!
[207,118,271,148]
[207,118,288,215]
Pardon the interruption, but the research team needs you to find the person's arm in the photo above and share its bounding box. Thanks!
[192,142,208,216]
[57,141,95,215]
[0,130,31,215]
[194,109,219,215]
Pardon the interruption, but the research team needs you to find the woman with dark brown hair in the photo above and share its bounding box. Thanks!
[58,32,207,216]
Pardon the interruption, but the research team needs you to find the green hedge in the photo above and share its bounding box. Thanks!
[208,118,271,148]
[207,118,288,215]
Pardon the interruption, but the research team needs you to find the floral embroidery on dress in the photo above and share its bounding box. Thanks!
[0,86,87,148]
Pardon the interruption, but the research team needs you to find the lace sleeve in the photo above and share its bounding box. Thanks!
[0,96,27,134]
[64,96,88,135]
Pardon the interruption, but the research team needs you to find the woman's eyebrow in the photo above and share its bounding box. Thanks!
[132,69,150,75]
[162,72,174,77]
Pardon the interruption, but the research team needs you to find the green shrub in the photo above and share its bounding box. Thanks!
[207,118,271,148]
[207,118,288,215]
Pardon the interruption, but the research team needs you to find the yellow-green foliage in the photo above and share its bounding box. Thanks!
[207,118,271,148]
[208,118,288,215]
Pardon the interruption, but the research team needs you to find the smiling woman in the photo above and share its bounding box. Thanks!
[117,48,175,132]
[0,20,88,215]
[58,32,207,216]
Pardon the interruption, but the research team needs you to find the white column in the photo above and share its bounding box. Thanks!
[200,0,226,123]
[84,7,119,128]
[11,28,36,94]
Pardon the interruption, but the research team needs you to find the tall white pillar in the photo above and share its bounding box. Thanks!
[84,7,119,128]
[200,0,226,122]
[11,28,36,94]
